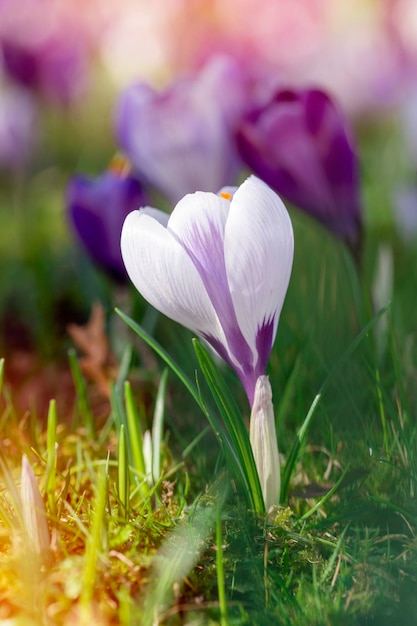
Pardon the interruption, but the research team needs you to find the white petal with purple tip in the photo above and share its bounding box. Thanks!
[224,176,294,361]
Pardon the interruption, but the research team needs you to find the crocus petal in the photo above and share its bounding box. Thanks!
[115,54,246,203]
[249,376,280,511]
[167,191,254,377]
[121,208,226,343]
[221,178,293,400]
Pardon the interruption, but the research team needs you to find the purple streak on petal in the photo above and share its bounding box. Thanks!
[203,331,258,405]
[179,215,255,376]
[201,333,235,370]
[255,317,275,379]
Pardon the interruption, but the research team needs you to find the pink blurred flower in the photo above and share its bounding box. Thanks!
[0,0,90,104]
[166,0,417,116]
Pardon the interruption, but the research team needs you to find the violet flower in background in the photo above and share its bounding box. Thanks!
[115,55,247,204]
[236,88,363,255]
[67,163,147,282]
[0,86,38,171]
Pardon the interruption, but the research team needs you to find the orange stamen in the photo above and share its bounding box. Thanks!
[108,154,132,177]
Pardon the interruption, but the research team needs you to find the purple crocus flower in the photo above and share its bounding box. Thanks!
[121,175,294,405]
[115,55,247,204]
[67,165,147,282]
[236,88,362,252]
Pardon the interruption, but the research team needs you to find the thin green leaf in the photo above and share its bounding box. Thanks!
[124,381,147,480]
[45,399,57,517]
[281,302,391,501]
[117,307,264,513]
[193,340,264,515]
[118,425,130,519]
[68,348,95,438]
[115,308,204,412]
[299,467,349,521]
[152,369,168,483]
[216,501,228,626]
[80,467,108,609]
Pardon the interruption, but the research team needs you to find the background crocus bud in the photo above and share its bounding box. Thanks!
[236,88,363,253]
[20,455,50,556]
[67,163,148,282]
[249,376,280,511]
[115,55,245,204]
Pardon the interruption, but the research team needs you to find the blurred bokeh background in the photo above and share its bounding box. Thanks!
[1,0,417,424]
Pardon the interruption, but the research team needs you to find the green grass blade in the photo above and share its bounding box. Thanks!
[115,344,133,392]
[152,369,168,483]
[124,381,147,480]
[111,380,126,432]
[299,467,349,522]
[281,302,391,502]
[115,308,204,412]
[80,467,108,610]
[375,367,389,455]
[117,308,263,512]
[45,399,57,517]
[216,501,228,626]
[68,348,95,438]
[319,523,349,585]
[118,424,130,519]
[193,339,264,515]
[281,393,321,503]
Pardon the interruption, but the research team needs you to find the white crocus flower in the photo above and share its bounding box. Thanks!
[121,175,294,508]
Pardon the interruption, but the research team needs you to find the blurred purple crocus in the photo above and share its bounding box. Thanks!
[236,88,363,254]
[115,55,247,204]
[0,86,38,171]
[67,162,147,282]
[0,3,88,105]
